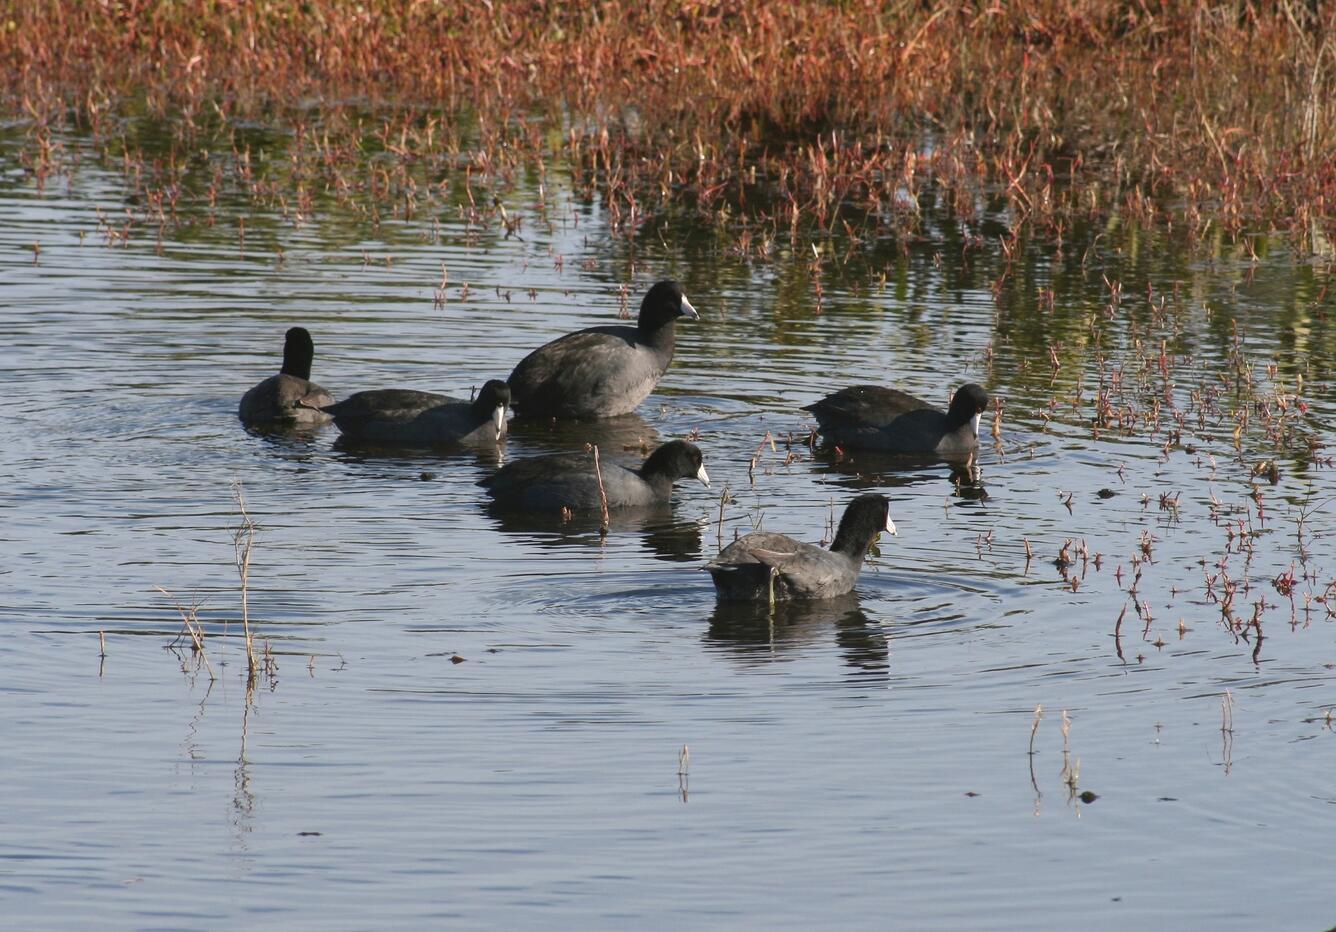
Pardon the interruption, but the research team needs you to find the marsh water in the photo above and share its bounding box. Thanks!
[3,123,1336,928]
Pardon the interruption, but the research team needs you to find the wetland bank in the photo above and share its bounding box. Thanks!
[3,2,1336,927]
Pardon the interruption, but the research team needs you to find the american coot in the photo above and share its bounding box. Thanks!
[322,379,510,445]
[705,493,896,601]
[238,327,335,426]
[479,439,709,511]
[804,383,990,454]
[508,280,698,419]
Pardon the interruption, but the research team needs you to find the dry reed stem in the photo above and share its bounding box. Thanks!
[590,444,610,535]
[1028,704,1043,802]
[231,481,259,680]
[155,585,216,681]
[1059,709,1080,792]
[4,2,1334,248]
[716,484,730,553]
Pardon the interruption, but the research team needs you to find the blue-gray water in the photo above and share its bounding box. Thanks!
[3,127,1335,928]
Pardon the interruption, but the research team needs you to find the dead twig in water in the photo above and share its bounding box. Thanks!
[715,483,733,553]
[1059,710,1080,794]
[748,430,776,484]
[1028,704,1043,807]
[156,585,216,681]
[590,444,610,536]
[231,480,259,682]
[1220,689,1235,774]
[678,744,690,803]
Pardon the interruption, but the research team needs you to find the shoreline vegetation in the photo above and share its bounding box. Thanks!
[3,1,1334,254]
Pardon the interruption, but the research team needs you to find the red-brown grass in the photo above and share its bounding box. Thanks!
[3,1,1334,249]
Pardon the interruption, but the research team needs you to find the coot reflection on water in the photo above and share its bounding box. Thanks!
[705,592,889,676]
[483,505,704,562]
[810,447,984,492]
[504,410,660,457]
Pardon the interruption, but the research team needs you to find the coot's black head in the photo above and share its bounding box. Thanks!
[947,383,991,433]
[638,280,699,332]
[472,379,512,436]
[639,439,710,487]
[830,493,896,557]
[280,327,317,380]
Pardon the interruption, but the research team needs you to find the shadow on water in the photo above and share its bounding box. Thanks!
[483,503,704,562]
[703,592,889,676]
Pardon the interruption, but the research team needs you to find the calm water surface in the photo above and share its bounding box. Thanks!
[3,126,1336,928]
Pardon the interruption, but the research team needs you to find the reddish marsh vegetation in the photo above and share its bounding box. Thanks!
[3,1,1335,250]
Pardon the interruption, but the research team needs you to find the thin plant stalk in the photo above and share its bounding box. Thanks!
[231,481,259,681]
[591,444,611,535]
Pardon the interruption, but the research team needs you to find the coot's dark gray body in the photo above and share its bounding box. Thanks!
[480,439,709,511]
[323,380,510,446]
[706,494,896,601]
[238,327,335,426]
[508,280,698,419]
[804,383,990,454]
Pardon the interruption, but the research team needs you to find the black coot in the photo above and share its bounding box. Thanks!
[705,493,896,601]
[508,280,698,419]
[480,439,709,511]
[238,327,335,426]
[804,383,990,454]
[323,380,510,446]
